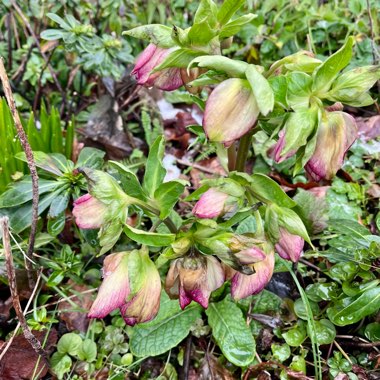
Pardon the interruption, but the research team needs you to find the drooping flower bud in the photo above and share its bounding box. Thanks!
[72,194,108,229]
[120,250,161,326]
[165,255,224,309]
[196,232,266,275]
[275,227,304,262]
[230,244,275,300]
[203,78,259,146]
[305,111,358,181]
[88,249,161,325]
[131,43,183,91]
[192,188,236,219]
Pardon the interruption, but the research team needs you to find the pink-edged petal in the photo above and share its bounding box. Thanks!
[231,250,275,300]
[272,129,297,163]
[192,189,229,219]
[305,112,358,181]
[203,78,259,144]
[235,246,266,264]
[131,43,157,75]
[145,68,184,91]
[72,193,107,229]
[275,228,304,262]
[88,252,130,318]
[206,256,225,292]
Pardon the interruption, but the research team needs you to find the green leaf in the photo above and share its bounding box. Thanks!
[313,319,336,345]
[364,323,380,342]
[206,298,256,367]
[154,49,205,71]
[286,72,313,110]
[280,107,318,157]
[245,65,274,116]
[143,136,166,197]
[16,151,63,176]
[250,173,297,208]
[326,65,380,106]
[109,161,147,201]
[154,180,187,220]
[188,22,217,45]
[312,36,354,94]
[0,178,58,208]
[194,0,218,26]
[219,13,257,39]
[130,293,201,357]
[41,29,66,40]
[51,353,72,380]
[189,55,248,78]
[57,333,82,356]
[123,24,175,48]
[75,147,105,169]
[47,212,66,236]
[271,343,291,362]
[48,189,70,218]
[282,322,307,347]
[217,0,245,25]
[327,287,380,326]
[124,225,175,247]
[294,298,320,320]
[77,339,97,362]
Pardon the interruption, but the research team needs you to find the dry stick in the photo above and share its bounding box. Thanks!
[0,57,38,289]
[1,217,48,361]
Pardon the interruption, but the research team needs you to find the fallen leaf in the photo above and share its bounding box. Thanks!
[0,329,57,380]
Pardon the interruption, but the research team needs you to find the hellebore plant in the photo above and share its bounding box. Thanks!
[71,0,380,326]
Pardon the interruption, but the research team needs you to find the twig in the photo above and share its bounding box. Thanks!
[0,270,42,362]
[334,340,352,365]
[176,158,227,176]
[0,57,38,289]
[0,217,48,361]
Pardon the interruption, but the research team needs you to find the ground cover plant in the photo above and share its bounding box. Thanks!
[0,0,379,379]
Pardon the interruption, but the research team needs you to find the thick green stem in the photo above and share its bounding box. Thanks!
[132,197,178,234]
[235,128,255,172]
[227,142,237,172]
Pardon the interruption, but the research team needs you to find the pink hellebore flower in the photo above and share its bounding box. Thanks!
[131,43,183,91]
[275,227,304,262]
[88,250,161,326]
[165,256,224,309]
[72,193,108,229]
[305,112,358,181]
[203,78,260,146]
[192,188,234,219]
[230,248,275,300]
[272,129,297,163]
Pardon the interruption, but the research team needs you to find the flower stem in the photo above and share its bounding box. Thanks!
[235,127,255,172]
[227,143,237,172]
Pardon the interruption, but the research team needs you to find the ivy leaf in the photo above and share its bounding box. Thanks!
[206,298,256,367]
[130,292,201,357]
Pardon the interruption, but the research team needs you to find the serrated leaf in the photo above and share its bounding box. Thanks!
[143,136,166,197]
[123,24,175,48]
[219,14,257,39]
[286,72,313,110]
[312,36,354,94]
[217,0,245,25]
[130,293,201,357]
[154,180,187,219]
[206,298,256,367]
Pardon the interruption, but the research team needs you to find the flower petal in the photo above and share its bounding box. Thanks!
[88,252,130,318]
[203,79,259,145]
[192,189,229,219]
[73,194,107,229]
[305,112,358,181]
[231,250,275,300]
[275,228,304,262]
